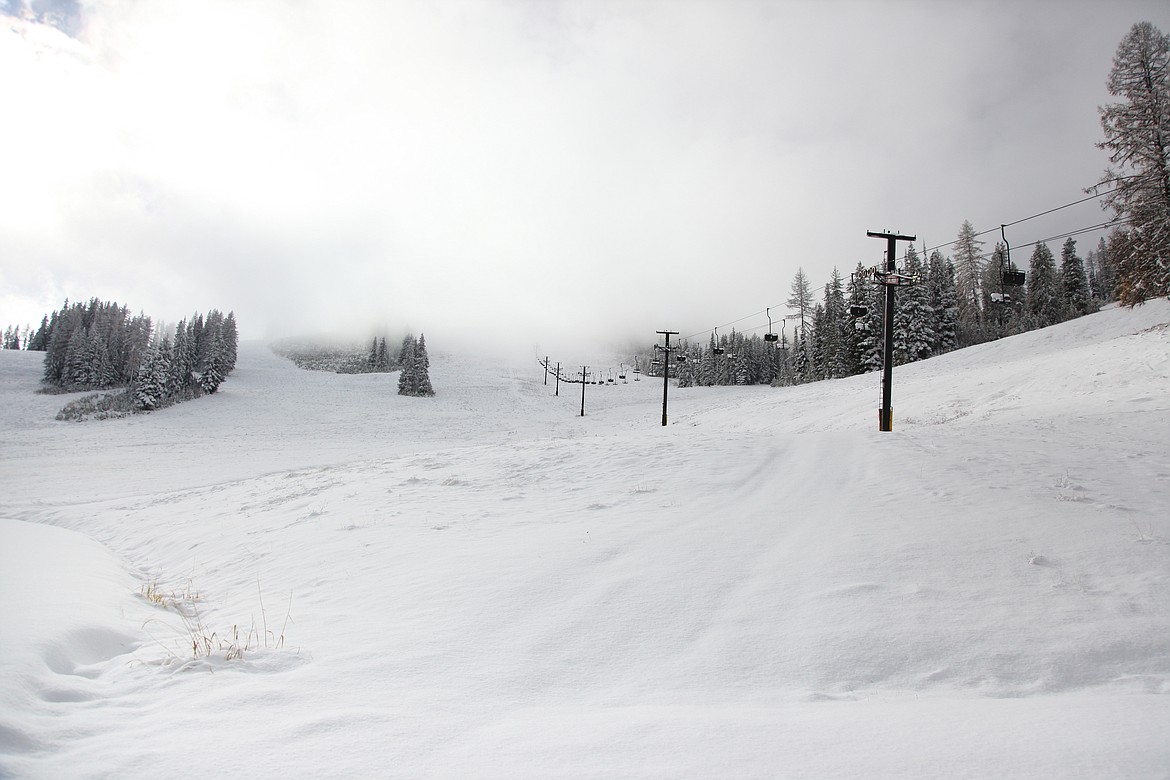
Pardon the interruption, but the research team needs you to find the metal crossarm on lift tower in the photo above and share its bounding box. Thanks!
[867,230,916,432]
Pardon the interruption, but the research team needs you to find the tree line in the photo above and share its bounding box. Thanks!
[270,330,435,396]
[133,310,239,410]
[650,226,1114,390]
[19,298,239,412]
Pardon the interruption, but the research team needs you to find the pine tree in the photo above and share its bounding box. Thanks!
[199,327,225,394]
[733,349,749,385]
[770,334,793,387]
[413,334,434,396]
[221,312,239,373]
[1059,237,1092,318]
[1097,235,1121,302]
[134,346,164,410]
[893,246,935,364]
[809,305,826,380]
[1026,242,1062,327]
[398,333,415,367]
[822,268,849,379]
[397,337,416,395]
[171,320,193,389]
[858,281,885,373]
[376,337,390,371]
[844,263,871,375]
[699,336,717,386]
[953,220,986,331]
[1097,22,1170,304]
[791,329,812,384]
[64,326,92,388]
[134,342,174,410]
[93,332,117,388]
[787,268,814,346]
[27,315,50,351]
[926,252,959,354]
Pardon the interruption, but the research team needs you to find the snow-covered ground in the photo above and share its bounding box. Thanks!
[2,302,1169,778]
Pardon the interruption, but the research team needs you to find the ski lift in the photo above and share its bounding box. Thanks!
[764,308,779,342]
[618,362,627,381]
[676,354,687,363]
[850,305,868,318]
[1000,225,1026,286]
[712,327,725,355]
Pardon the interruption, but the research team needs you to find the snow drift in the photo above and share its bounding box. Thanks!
[1,301,1168,778]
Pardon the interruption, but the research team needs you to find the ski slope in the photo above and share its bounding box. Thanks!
[1,301,1169,778]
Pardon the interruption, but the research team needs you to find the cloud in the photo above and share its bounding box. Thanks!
[2,0,1168,358]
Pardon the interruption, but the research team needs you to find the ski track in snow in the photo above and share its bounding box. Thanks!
[1,302,1169,778]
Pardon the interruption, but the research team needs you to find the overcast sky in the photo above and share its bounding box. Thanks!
[2,0,1168,357]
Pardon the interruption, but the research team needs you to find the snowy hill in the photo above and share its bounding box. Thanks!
[1,301,1169,778]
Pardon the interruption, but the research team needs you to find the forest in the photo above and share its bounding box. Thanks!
[14,298,239,417]
[644,229,1115,389]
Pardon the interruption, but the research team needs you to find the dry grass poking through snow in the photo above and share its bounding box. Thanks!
[140,577,292,663]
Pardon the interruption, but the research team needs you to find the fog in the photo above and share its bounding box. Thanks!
[2,0,1167,360]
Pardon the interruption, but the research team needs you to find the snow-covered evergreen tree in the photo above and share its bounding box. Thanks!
[860,280,885,373]
[953,220,985,335]
[134,342,173,410]
[1026,242,1062,327]
[893,246,935,364]
[27,315,50,351]
[787,268,813,347]
[199,327,226,394]
[844,262,871,375]
[396,340,415,394]
[809,305,826,380]
[413,334,434,396]
[770,334,793,387]
[1059,237,1091,318]
[398,333,415,367]
[791,330,812,384]
[733,349,749,385]
[222,312,239,373]
[699,336,717,386]
[377,338,390,371]
[822,268,849,379]
[927,252,959,355]
[1095,235,1121,303]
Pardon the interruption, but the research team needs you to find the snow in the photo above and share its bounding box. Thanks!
[1,301,1169,778]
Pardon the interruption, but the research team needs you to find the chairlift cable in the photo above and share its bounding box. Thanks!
[921,186,1116,256]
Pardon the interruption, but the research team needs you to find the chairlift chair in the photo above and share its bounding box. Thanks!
[764,308,779,342]
[712,327,725,355]
[1000,224,1027,287]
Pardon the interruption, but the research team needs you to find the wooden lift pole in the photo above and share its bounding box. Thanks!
[867,230,916,432]
[656,330,678,426]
